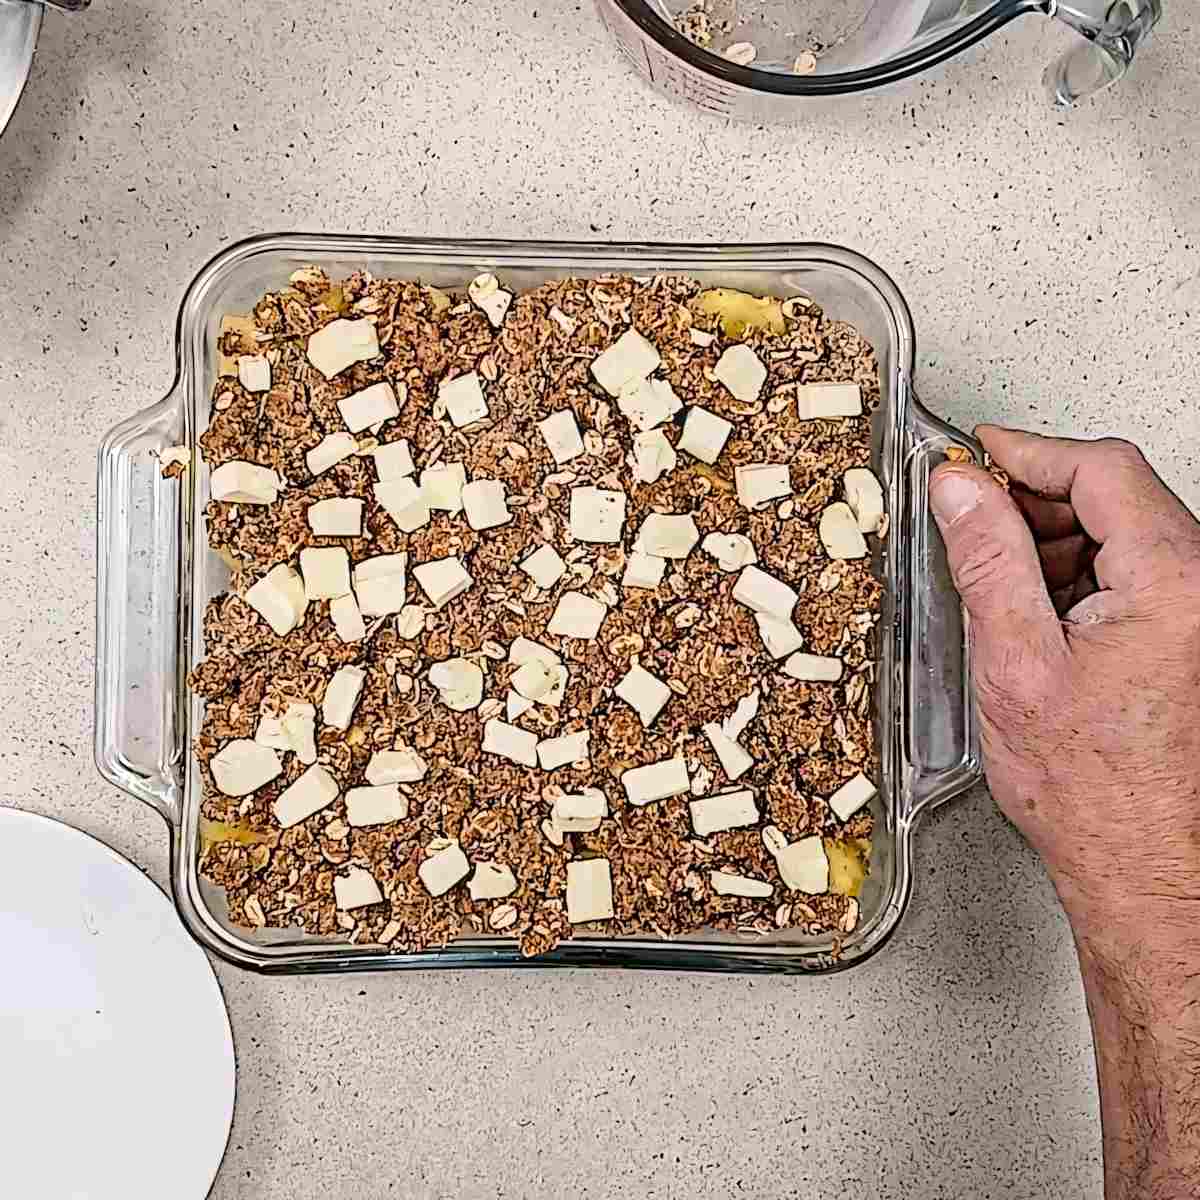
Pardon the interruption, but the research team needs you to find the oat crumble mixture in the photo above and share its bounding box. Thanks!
[189,266,885,959]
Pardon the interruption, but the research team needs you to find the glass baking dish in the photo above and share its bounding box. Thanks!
[95,235,981,975]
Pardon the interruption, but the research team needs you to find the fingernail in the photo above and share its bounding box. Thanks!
[930,472,982,524]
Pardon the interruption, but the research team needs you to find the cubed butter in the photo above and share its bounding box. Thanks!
[322,665,366,730]
[353,553,408,617]
[439,371,488,427]
[421,462,467,513]
[412,556,472,609]
[237,354,271,393]
[634,513,699,560]
[462,478,512,531]
[552,788,608,833]
[418,842,471,897]
[591,329,661,397]
[244,563,307,636]
[428,658,484,712]
[617,376,681,431]
[481,718,539,768]
[828,772,877,822]
[622,551,666,590]
[307,497,364,537]
[345,783,409,827]
[819,501,869,560]
[210,461,279,505]
[375,477,430,533]
[468,861,518,900]
[366,748,428,784]
[334,866,384,910]
[615,663,671,728]
[519,543,567,589]
[210,739,283,797]
[689,788,759,837]
[735,463,791,511]
[782,651,843,683]
[732,564,798,622]
[566,858,614,923]
[330,591,366,643]
[678,406,733,464]
[621,757,689,806]
[629,428,677,483]
[795,382,862,420]
[538,410,585,465]
[755,614,805,659]
[273,763,339,828]
[536,729,591,771]
[702,723,754,782]
[710,871,773,899]
[300,547,352,601]
[547,591,607,640]
[372,438,415,481]
[843,467,884,534]
[306,432,358,477]
[713,344,766,403]
[774,836,829,894]
[338,381,399,433]
[701,533,758,573]
[569,486,627,543]
[307,318,380,379]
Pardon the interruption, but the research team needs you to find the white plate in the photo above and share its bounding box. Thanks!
[0,808,235,1199]
[0,0,39,138]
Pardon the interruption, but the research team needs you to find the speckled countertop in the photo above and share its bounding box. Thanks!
[1,3,1197,1197]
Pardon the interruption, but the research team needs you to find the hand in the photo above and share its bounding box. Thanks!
[928,427,1200,932]
[929,426,1200,1200]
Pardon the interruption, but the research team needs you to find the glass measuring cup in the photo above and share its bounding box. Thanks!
[596,0,1162,119]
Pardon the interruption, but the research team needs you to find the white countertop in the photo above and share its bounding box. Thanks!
[1,3,1197,1197]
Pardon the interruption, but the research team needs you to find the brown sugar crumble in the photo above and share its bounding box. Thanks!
[188,267,885,958]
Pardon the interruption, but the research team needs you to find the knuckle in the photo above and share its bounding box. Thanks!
[951,539,1008,598]
[1096,437,1147,472]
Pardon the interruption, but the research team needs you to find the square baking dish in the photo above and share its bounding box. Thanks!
[96,235,981,974]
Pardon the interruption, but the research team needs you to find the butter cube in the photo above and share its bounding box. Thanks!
[678,406,733,464]
[566,858,614,923]
[775,836,829,894]
[413,556,472,609]
[713,344,766,402]
[547,591,607,640]
[569,486,626,543]
[210,739,283,797]
[591,329,660,396]
[552,788,608,833]
[537,729,591,771]
[615,663,671,728]
[210,461,279,505]
[273,763,339,828]
[345,783,409,827]
[710,871,773,899]
[306,432,358,477]
[365,748,428,784]
[428,658,484,712]
[702,723,754,782]
[353,553,408,617]
[820,502,869,560]
[828,773,877,822]
[796,382,862,420]
[330,592,366,643]
[300,547,351,600]
[689,788,759,837]
[468,274,513,328]
[519,543,567,589]
[421,462,467,513]
[622,757,689,806]
[439,371,488,427]
[629,428,677,483]
[244,563,307,636]
[469,861,518,900]
[339,381,399,433]
[755,614,804,659]
[334,866,384,910]
[634,513,699,560]
[307,318,379,379]
[237,354,271,393]
[622,551,666,590]
[481,718,539,768]
[462,479,512,531]
[617,376,681,431]
[419,842,471,897]
[843,467,884,533]
[375,477,430,533]
[732,564,798,622]
[701,533,757,573]
[538,409,585,465]
[322,665,366,730]
[307,497,363,537]
[373,438,415,481]
[735,463,791,511]
[782,651,844,683]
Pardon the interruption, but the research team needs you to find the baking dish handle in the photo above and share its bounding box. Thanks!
[900,386,984,822]
[95,392,186,828]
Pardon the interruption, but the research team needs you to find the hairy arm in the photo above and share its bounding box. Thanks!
[927,427,1200,1198]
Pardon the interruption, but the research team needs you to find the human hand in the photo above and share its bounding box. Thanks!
[927,427,1200,935]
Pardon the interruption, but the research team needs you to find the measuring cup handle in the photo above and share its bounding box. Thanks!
[1046,0,1163,106]
[95,390,186,828]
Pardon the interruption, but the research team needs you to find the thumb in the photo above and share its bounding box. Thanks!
[929,464,1066,677]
